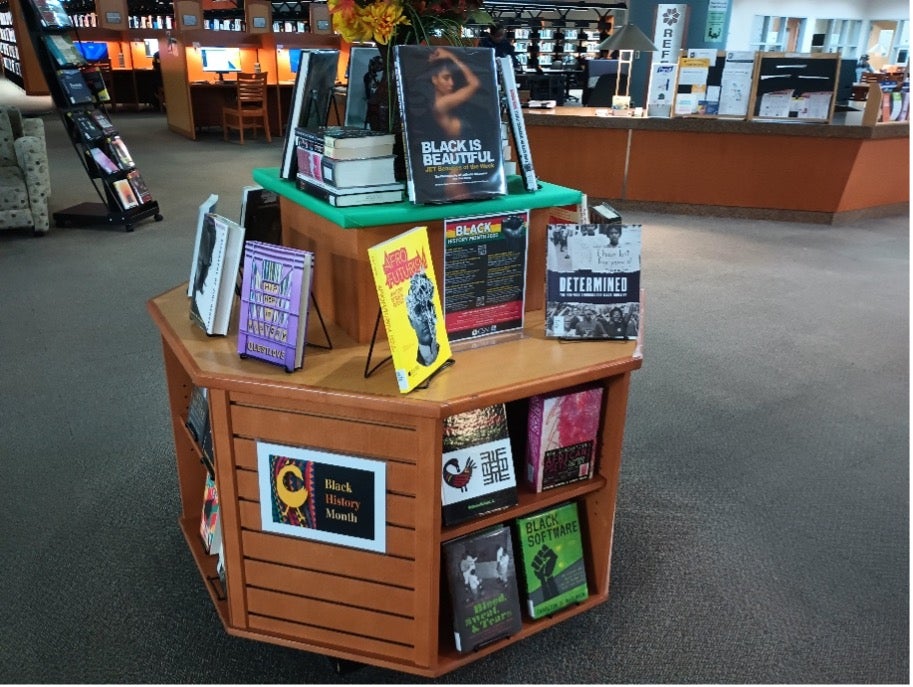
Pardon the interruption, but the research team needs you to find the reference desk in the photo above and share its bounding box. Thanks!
[523,108,909,223]
[252,168,582,343]
[148,171,642,676]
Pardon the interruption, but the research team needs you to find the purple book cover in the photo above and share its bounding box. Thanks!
[237,241,314,372]
[525,384,604,492]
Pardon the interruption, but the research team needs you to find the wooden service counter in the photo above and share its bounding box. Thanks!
[252,168,582,344]
[523,108,909,223]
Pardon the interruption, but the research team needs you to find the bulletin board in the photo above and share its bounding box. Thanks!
[670,49,757,119]
[747,52,840,123]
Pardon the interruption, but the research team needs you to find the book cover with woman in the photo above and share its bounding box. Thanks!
[394,45,506,204]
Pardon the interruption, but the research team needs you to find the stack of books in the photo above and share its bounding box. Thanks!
[294,126,404,207]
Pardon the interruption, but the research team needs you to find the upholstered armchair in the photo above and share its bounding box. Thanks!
[0,106,50,235]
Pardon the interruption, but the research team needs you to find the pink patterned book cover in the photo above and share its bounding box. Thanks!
[526,384,604,492]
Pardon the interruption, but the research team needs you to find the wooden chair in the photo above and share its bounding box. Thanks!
[222,72,271,144]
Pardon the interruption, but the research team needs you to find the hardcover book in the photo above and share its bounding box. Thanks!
[295,125,395,159]
[189,213,246,336]
[442,525,523,653]
[42,34,85,68]
[112,178,139,210]
[56,69,94,105]
[200,472,220,554]
[394,45,506,204]
[239,185,281,245]
[526,383,604,492]
[295,147,395,188]
[515,501,589,619]
[237,241,315,372]
[441,403,518,526]
[497,55,537,192]
[367,226,452,394]
[279,50,339,180]
[296,175,403,207]
[127,169,153,205]
[29,0,72,28]
[545,223,641,340]
[185,385,210,446]
[187,194,219,297]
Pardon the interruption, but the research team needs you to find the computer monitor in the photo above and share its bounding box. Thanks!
[289,48,304,74]
[143,38,159,58]
[200,46,242,80]
[74,41,109,62]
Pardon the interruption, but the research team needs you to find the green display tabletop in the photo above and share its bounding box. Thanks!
[252,168,583,229]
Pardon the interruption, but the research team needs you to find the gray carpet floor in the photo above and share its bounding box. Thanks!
[0,79,908,683]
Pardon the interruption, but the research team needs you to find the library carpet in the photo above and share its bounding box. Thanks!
[0,90,907,683]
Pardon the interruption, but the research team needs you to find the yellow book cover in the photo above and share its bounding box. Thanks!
[368,226,452,393]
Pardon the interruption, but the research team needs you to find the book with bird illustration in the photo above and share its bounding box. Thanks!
[441,403,517,526]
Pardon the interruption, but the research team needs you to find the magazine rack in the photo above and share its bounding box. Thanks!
[18,0,162,231]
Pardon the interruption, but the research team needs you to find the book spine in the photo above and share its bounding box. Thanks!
[295,132,325,154]
[525,395,545,491]
[499,57,537,192]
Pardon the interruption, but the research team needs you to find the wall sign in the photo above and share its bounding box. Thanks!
[653,4,688,63]
[705,0,729,43]
[257,441,387,553]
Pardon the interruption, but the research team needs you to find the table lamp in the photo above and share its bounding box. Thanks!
[597,21,658,110]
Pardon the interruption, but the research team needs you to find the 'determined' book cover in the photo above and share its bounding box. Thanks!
[367,226,452,394]
[545,223,642,340]
[442,525,523,653]
[394,45,506,204]
[515,501,589,619]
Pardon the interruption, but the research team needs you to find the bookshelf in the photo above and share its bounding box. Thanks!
[147,177,643,677]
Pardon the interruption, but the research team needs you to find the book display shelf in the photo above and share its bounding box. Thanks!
[19,0,162,231]
[148,175,643,677]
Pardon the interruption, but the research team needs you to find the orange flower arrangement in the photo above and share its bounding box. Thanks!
[328,0,490,46]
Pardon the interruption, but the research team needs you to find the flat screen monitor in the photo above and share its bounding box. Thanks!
[200,46,242,76]
[289,48,304,74]
[74,41,109,62]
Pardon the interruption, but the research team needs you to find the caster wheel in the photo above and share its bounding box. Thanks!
[155,214,164,221]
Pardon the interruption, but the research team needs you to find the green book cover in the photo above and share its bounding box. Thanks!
[515,501,588,619]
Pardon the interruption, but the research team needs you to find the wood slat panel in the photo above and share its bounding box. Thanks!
[246,613,417,663]
[231,404,420,462]
[245,559,413,614]
[238,500,416,555]
[247,588,415,643]
[243,530,415,583]
[233,437,419,495]
[231,391,418,426]
[239,492,415,532]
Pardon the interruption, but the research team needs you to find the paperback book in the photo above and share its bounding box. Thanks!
[67,110,104,143]
[111,178,140,210]
[497,56,537,192]
[515,501,589,619]
[442,525,523,653]
[88,147,119,175]
[296,147,395,188]
[295,125,395,159]
[189,213,246,336]
[441,403,517,526]
[237,241,315,372]
[526,383,604,492]
[200,472,220,554]
[56,69,94,105]
[545,223,641,340]
[296,175,403,207]
[107,135,134,170]
[89,109,117,135]
[42,34,85,68]
[394,45,506,204]
[367,226,452,394]
[127,169,153,205]
[81,66,111,103]
[28,0,72,28]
